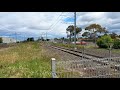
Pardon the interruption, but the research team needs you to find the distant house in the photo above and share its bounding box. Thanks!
[1,37,17,43]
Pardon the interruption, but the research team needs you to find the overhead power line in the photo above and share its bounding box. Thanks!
[49,12,71,31]
[49,12,64,29]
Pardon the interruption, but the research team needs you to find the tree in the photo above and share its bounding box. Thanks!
[61,37,65,43]
[72,27,82,39]
[113,39,120,49]
[97,35,113,48]
[0,37,2,43]
[27,37,34,41]
[85,23,107,45]
[85,24,108,36]
[66,25,82,43]
[109,32,118,39]
[46,39,50,41]
[66,25,74,42]
[97,27,108,35]
[82,32,90,38]
[61,37,64,41]
[54,38,58,40]
[41,37,44,41]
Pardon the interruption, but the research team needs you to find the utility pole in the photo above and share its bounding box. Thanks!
[74,12,77,50]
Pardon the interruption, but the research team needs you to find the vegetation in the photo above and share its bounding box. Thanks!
[0,37,3,43]
[66,25,82,42]
[85,24,108,46]
[0,42,55,78]
[85,24,108,36]
[109,32,118,39]
[51,42,93,49]
[82,32,90,38]
[27,37,34,41]
[97,35,113,48]
[52,42,75,48]
[113,39,120,49]
[97,33,120,49]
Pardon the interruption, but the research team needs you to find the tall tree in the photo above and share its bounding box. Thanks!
[66,25,74,42]
[66,25,82,43]
[72,27,82,39]
[85,23,107,45]
[97,27,108,36]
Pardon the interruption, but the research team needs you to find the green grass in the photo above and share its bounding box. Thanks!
[0,42,53,78]
[111,49,120,54]
[51,42,95,49]
[0,58,51,78]
[51,43,80,49]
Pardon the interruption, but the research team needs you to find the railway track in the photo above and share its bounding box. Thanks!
[56,46,104,58]
[50,45,100,59]
[47,45,120,71]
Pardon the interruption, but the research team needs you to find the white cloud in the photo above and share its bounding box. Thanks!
[0,12,120,40]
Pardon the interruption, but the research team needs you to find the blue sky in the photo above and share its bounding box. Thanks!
[0,12,120,41]
[64,17,74,23]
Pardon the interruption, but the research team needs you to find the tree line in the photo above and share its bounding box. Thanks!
[66,23,120,42]
[66,23,120,49]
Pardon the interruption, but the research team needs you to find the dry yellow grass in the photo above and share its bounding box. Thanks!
[0,42,55,78]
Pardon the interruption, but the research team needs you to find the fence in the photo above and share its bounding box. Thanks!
[51,57,120,78]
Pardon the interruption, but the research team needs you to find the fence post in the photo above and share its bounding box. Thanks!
[83,45,85,59]
[51,58,57,78]
[108,42,113,61]
[109,44,112,61]
[82,45,84,60]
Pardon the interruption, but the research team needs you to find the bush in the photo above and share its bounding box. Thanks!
[27,38,34,41]
[17,41,20,43]
[97,35,113,48]
[0,37,3,43]
[113,39,120,49]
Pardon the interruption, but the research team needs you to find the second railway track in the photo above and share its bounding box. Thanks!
[47,45,120,71]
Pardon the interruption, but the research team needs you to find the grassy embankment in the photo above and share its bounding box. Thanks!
[0,42,57,78]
